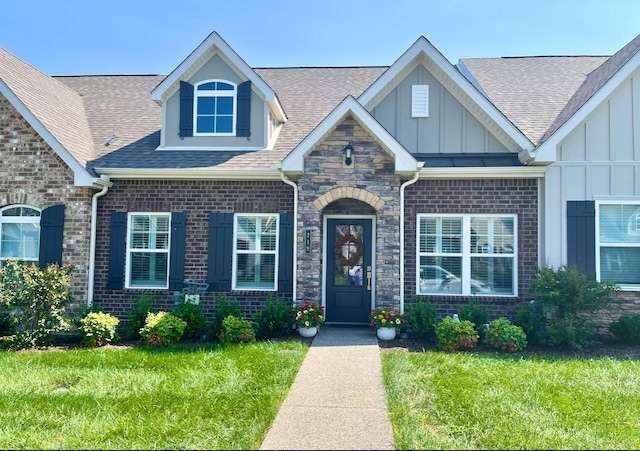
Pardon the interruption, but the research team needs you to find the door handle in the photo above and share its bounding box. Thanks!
[366,266,372,291]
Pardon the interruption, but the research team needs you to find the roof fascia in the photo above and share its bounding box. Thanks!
[150,31,286,122]
[95,167,282,181]
[358,36,533,153]
[419,166,547,179]
[281,95,418,175]
[0,79,95,187]
[534,52,640,163]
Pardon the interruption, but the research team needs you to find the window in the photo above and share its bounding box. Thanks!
[0,206,40,264]
[126,213,171,288]
[597,203,640,286]
[194,80,236,136]
[417,214,516,296]
[233,214,278,290]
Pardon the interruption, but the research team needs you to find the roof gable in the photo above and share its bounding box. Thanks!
[151,32,286,122]
[358,36,533,155]
[281,95,419,176]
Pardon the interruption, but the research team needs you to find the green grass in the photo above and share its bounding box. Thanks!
[0,342,308,450]
[382,350,640,450]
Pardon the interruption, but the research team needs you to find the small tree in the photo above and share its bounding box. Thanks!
[207,294,242,341]
[127,292,156,340]
[253,293,293,339]
[405,298,437,341]
[531,265,619,348]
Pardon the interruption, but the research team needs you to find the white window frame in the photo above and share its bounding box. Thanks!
[416,214,518,297]
[232,213,279,291]
[125,213,171,289]
[193,79,237,137]
[595,200,640,291]
[0,205,41,264]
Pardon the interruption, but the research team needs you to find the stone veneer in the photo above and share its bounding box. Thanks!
[296,117,402,308]
[0,94,93,308]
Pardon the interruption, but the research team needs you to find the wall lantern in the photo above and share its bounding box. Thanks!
[343,142,354,166]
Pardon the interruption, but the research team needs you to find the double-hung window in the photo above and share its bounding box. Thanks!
[194,80,236,136]
[126,213,171,289]
[597,202,640,288]
[233,214,278,290]
[417,214,516,296]
[0,206,40,264]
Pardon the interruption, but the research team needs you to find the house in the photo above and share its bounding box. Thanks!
[1,31,639,328]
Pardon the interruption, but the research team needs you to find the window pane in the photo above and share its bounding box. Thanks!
[600,247,640,284]
[600,205,640,244]
[197,116,215,133]
[197,97,215,114]
[1,223,39,259]
[217,82,234,91]
[419,256,462,294]
[216,116,233,133]
[129,252,168,287]
[216,96,234,114]
[236,253,275,289]
[198,82,216,91]
[471,256,512,294]
[419,217,461,254]
[471,217,514,254]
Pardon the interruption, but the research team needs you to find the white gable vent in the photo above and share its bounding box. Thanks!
[412,85,429,117]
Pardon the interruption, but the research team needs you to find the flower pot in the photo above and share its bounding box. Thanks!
[376,327,396,341]
[298,326,318,338]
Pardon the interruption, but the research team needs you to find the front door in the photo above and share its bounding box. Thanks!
[325,218,373,323]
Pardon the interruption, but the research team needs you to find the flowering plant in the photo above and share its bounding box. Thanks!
[293,300,325,328]
[370,306,405,329]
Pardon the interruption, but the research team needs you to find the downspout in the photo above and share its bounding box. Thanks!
[279,169,298,305]
[87,175,112,306]
[399,163,424,314]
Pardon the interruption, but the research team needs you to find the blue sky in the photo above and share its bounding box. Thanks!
[1,0,638,75]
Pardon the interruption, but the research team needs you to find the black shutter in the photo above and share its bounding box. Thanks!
[169,212,187,291]
[278,212,294,294]
[236,80,251,138]
[38,204,65,268]
[567,201,596,278]
[208,212,233,291]
[107,212,127,290]
[179,81,194,138]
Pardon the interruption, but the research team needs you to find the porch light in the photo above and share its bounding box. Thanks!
[343,142,354,166]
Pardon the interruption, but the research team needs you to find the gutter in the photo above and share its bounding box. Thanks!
[87,174,113,306]
[399,163,424,314]
[278,169,298,305]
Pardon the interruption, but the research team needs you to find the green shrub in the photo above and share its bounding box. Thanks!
[531,265,619,348]
[487,317,527,352]
[515,300,546,346]
[219,315,256,344]
[608,314,640,344]
[79,311,120,347]
[253,293,293,339]
[0,260,72,348]
[0,304,14,337]
[207,294,242,341]
[140,311,186,347]
[171,300,205,340]
[435,316,478,352]
[405,299,437,341]
[458,299,490,340]
[127,292,156,340]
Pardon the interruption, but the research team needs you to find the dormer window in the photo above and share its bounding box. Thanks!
[194,80,236,136]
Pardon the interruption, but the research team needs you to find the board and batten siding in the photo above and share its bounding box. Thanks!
[542,71,640,269]
[371,64,510,154]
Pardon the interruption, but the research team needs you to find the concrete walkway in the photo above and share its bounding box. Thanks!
[260,325,394,450]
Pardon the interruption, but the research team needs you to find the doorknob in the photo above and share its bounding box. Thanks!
[366,266,372,291]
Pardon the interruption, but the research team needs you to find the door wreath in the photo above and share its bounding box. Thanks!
[333,233,364,267]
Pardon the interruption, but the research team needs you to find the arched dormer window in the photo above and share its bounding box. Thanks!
[0,205,41,264]
[194,80,237,136]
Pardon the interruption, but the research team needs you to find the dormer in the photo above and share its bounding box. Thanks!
[151,32,286,151]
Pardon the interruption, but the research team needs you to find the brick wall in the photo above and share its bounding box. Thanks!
[0,94,93,308]
[404,178,539,320]
[93,179,294,322]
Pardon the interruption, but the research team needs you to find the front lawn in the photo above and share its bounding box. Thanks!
[382,350,640,450]
[0,342,308,450]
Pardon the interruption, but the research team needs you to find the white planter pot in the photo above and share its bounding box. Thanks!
[376,327,397,341]
[298,326,318,338]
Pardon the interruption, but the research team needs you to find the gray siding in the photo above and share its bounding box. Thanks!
[164,55,265,147]
[542,71,640,268]
[371,65,510,154]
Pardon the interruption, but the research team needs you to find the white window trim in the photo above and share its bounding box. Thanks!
[0,205,41,263]
[416,213,518,297]
[125,213,171,290]
[193,79,237,137]
[595,200,640,291]
[232,213,279,291]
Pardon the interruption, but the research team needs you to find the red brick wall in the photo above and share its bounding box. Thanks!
[93,179,294,322]
[0,94,93,308]
[404,178,539,320]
